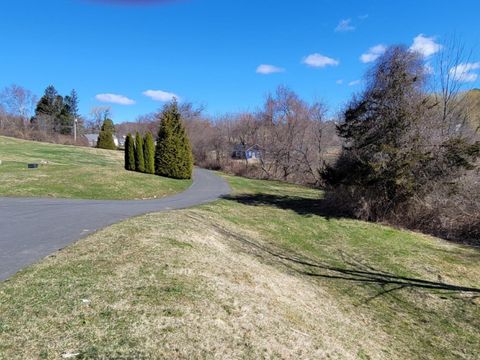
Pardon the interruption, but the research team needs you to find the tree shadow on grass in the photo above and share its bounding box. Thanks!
[222,193,345,219]
[220,193,480,303]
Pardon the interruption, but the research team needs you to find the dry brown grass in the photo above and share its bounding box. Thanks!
[1,176,478,359]
[0,210,390,359]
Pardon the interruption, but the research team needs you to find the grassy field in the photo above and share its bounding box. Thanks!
[0,136,191,200]
[0,175,479,359]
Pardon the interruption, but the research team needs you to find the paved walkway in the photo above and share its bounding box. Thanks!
[0,169,230,281]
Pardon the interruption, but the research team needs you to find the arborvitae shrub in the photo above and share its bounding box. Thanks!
[124,134,131,170]
[96,119,116,150]
[143,132,155,174]
[125,133,136,171]
[134,132,145,173]
[155,100,194,180]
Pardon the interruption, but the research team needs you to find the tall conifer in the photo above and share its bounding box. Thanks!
[124,133,135,170]
[143,132,155,174]
[155,100,193,179]
[135,132,145,172]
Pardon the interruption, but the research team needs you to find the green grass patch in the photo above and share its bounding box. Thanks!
[0,174,478,359]
[203,175,480,359]
[0,136,191,199]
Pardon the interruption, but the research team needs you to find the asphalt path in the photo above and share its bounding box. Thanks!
[0,169,230,281]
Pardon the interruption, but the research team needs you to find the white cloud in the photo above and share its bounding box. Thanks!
[95,93,135,105]
[410,34,442,57]
[449,62,480,83]
[348,80,361,86]
[143,90,179,102]
[303,53,339,68]
[336,79,344,85]
[335,19,355,32]
[360,44,387,63]
[256,64,285,75]
[358,14,369,20]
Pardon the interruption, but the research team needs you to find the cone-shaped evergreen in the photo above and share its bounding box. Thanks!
[124,133,136,171]
[143,132,155,174]
[97,119,116,150]
[124,134,130,170]
[134,132,145,172]
[155,100,194,179]
[101,118,115,134]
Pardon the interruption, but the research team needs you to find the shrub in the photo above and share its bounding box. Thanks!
[97,119,116,150]
[143,132,155,174]
[124,133,135,171]
[134,132,145,173]
[155,100,194,179]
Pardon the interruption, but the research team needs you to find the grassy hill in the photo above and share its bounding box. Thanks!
[0,136,191,200]
[465,88,480,131]
[0,175,478,359]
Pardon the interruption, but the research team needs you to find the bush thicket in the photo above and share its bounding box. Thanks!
[323,46,480,243]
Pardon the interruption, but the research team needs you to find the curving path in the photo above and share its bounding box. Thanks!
[0,169,230,281]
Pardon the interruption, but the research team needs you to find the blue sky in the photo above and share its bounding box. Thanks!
[1,0,479,122]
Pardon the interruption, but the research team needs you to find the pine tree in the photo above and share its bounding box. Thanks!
[134,132,145,172]
[64,89,79,136]
[96,119,116,150]
[155,100,194,179]
[35,85,58,116]
[64,89,79,118]
[143,132,155,174]
[32,85,59,132]
[124,133,136,170]
[53,96,73,135]
[32,86,77,135]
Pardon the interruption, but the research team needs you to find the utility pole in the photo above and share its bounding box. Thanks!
[73,118,77,143]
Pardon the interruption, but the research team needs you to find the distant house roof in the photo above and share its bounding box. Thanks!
[84,134,99,142]
[233,144,262,152]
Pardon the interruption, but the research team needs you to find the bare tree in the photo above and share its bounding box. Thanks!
[430,37,479,140]
[0,84,37,129]
[87,106,111,132]
[256,86,328,184]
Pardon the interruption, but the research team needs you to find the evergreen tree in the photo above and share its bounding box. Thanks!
[96,119,116,150]
[323,46,480,220]
[155,100,194,179]
[143,132,155,174]
[64,89,83,136]
[53,96,73,135]
[35,85,58,115]
[64,89,79,119]
[32,85,59,131]
[124,133,136,170]
[32,86,76,134]
[101,118,116,134]
[134,132,145,172]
